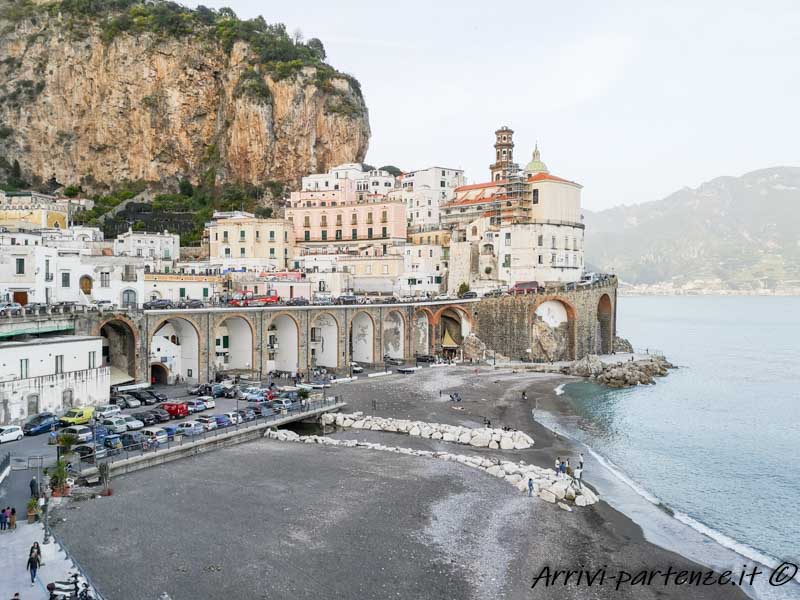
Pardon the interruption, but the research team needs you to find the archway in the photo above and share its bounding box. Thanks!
[151,317,200,383]
[597,294,613,354]
[151,363,169,385]
[268,314,299,375]
[532,298,576,361]
[310,313,339,370]
[412,310,432,356]
[437,306,471,360]
[100,318,137,384]
[350,311,375,364]
[383,310,405,360]
[79,275,93,295]
[215,317,254,373]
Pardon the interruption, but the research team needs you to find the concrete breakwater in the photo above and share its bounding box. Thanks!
[566,354,675,387]
[319,412,535,450]
[267,429,597,508]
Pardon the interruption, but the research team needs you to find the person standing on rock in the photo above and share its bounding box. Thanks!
[528,478,534,497]
[573,467,583,489]
[578,452,584,469]
[560,460,567,479]
[554,457,561,478]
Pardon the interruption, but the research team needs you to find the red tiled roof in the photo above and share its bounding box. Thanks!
[454,180,505,192]
[527,173,579,185]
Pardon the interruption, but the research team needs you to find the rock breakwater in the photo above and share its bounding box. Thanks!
[565,354,675,388]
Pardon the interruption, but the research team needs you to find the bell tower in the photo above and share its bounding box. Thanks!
[489,126,514,181]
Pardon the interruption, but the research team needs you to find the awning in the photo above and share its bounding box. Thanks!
[441,329,459,348]
[109,366,135,386]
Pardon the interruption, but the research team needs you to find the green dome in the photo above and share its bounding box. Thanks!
[525,144,548,174]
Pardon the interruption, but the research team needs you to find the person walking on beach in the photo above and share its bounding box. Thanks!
[27,548,41,586]
[528,478,534,497]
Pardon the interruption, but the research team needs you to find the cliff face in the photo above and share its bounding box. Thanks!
[0,9,370,189]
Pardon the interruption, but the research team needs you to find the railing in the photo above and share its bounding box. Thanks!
[44,522,106,600]
[70,396,343,469]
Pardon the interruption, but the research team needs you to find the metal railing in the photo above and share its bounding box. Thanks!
[71,396,343,470]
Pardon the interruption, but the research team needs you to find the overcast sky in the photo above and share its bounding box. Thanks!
[187,0,800,211]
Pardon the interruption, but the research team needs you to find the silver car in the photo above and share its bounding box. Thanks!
[101,417,128,434]
[121,415,144,431]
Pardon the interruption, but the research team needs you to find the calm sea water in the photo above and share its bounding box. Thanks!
[540,296,800,599]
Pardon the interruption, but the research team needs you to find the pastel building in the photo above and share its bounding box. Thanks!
[206,212,295,272]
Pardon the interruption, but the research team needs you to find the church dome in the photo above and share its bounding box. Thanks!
[525,144,548,174]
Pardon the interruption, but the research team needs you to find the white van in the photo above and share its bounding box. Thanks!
[141,427,168,445]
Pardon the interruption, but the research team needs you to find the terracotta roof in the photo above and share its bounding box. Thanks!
[454,180,505,192]
[527,173,579,185]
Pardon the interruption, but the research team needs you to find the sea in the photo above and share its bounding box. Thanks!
[537,296,800,600]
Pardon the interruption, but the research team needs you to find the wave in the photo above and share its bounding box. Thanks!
[544,384,782,576]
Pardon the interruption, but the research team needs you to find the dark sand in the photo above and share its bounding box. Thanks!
[52,366,748,599]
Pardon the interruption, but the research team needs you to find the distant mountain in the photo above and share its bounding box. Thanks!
[584,167,800,292]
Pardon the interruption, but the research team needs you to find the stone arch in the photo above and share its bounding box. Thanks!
[150,363,169,385]
[150,316,201,384]
[266,312,301,376]
[349,310,376,364]
[531,296,578,361]
[214,315,256,374]
[435,305,473,359]
[310,311,340,369]
[412,308,433,356]
[382,309,405,360]
[95,316,139,384]
[597,293,613,354]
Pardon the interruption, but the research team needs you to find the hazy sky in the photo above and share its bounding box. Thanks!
[187,0,800,211]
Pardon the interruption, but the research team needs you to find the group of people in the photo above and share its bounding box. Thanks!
[0,506,17,531]
[26,541,43,586]
[554,452,584,488]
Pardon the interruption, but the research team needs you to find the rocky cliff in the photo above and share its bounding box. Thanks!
[0,0,370,191]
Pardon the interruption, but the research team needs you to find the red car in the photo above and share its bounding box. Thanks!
[159,402,189,419]
[246,295,281,307]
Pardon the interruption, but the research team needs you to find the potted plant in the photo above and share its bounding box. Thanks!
[26,497,39,524]
[48,460,71,497]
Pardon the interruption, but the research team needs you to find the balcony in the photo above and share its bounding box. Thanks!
[122,273,138,282]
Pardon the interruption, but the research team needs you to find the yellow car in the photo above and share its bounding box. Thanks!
[59,407,95,426]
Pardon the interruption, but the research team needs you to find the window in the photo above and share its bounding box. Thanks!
[351,214,358,225]
[551,236,557,249]
[187,369,193,378]
[503,255,511,268]
[255,230,260,241]
[367,213,373,224]
[336,214,342,226]
[61,272,70,288]
[136,248,142,257]
[304,216,310,227]
[20,358,29,379]
[382,227,388,238]
[381,211,387,223]
[352,229,357,240]
[382,264,389,274]
[203,288,209,298]
[367,227,373,239]
[304,231,310,241]
[366,264,372,274]
[240,247,245,257]
[54,355,64,374]
[225,248,231,257]
[179,288,186,298]
[100,272,110,287]
[532,189,539,204]
[223,231,229,241]
[321,215,327,227]
[269,231,275,242]
[321,230,328,241]
[15,257,25,275]
[440,180,445,187]
[240,230,246,241]
[164,248,170,259]
[335,230,342,240]
[89,351,96,369]
[538,255,543,265]
[505,232,511,245]
[269,247,275,257]
[222,336,229,349]
[537,235,543,247]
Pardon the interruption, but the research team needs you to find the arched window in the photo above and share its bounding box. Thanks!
[471,226,478,237]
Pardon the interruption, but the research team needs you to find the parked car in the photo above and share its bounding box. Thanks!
[141,427,168,445]
[132,411,157,426]
[242,387,266,401]
[285,297,309,306]
[249,402,272,417]
[177,299,204,309]
[74,443,107,463]
[484,289,504,298]
[23,412,59,436]
[93,425,109,444]
[176,421,204,436]
[434,294,452,301]
[159,402,189,419]
[146,408,171,423]
[95,405,122,420]
[383,355,404,366]
[197,396,216,409]
[103,434,123,455]
[0,425,23,443]
[101,417,128,435]
[236,408,256,422]
[144,390,168,403]
[222,412,241,425]
[223,386,243,399]
[460,290,478,299]
[196,416,218,431]
[415,354,436,363]
[246,295,281,307]
[143,299,174,310]
[213,414,233,428]
[111,394,141,409]
[509,281,540,295]
[0,302,23,316]
[271,398,292,412]
[350,362,364,374]
[185,399,206,413]
[60,407,95,426]
[89,299,116,311]
[120,431,145,450]
[161,424,180,441]
[313,295,334,306]
[60,425,93,443]
[121,415,144,431]
[336,295,357,305]
[188,383,212,396]
[128,390,157,406]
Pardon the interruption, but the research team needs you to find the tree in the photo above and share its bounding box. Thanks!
[306,37,326,60]
[255,206,273,219]
[379,165,402,177]
[178,178,194,197]
[457,282,470,297]
[361,163,375,172]
[63,185,80,197]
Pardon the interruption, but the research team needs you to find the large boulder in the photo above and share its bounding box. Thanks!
[469,432,492,447]
[538,489,557,503]
[499,436,515,450]
[568,354,605,377]
[409,426,421,437]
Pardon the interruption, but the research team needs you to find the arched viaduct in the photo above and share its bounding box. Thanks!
[76,279,617,385]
